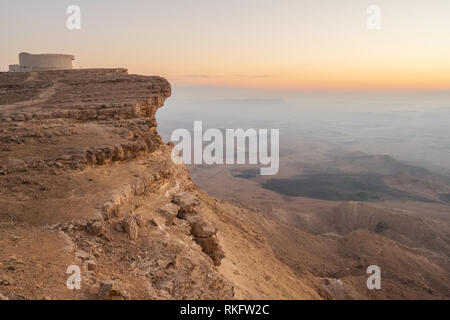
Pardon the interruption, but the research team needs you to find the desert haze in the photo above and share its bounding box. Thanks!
[158,92,450,299]
[1,0,450,303]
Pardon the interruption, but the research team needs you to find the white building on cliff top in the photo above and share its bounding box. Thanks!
[9,52,75,72]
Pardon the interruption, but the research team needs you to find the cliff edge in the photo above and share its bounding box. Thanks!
[0,69,318,300]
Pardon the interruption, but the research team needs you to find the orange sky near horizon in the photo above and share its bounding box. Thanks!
[1,0,450,91]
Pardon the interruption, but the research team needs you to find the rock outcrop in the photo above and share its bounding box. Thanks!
[0,69,320,300]
[2,69,449,300]
[0,69,235,299]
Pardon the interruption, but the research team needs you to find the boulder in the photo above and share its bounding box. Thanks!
[134,214,145,227]
[86,260,97,272]
[122,216,139,240]
[172,192,200,214]
[191,222,217,238]
[86,220,105,237]
[98,280,130,300]
[75,250,91,261]
[158,203,180,218]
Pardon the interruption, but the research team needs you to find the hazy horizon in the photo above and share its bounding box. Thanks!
[2,0,450,91]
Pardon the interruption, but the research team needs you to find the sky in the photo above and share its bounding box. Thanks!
[1,0,450,91]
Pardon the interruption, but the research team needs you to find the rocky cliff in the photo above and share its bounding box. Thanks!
[0,69,319,300]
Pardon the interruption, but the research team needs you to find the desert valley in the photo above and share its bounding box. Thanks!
[0,69,449,300]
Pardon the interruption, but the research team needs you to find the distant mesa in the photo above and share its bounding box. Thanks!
[9,52,75,72]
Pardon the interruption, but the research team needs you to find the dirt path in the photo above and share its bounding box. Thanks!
[2,80,60,112]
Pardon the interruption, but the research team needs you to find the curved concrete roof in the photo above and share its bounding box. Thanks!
[19,52,75,59]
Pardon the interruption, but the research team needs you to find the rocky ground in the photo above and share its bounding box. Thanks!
[1,69,448,300]
[0,69,318,300]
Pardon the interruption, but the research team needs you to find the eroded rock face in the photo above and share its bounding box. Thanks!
[172,192,225,266]
[0,69,233,300]
[0,69,170,175]
[173,192,201,215]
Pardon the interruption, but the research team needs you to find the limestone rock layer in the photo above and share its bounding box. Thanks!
[0,69,321,300]
[0,69,233,299]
